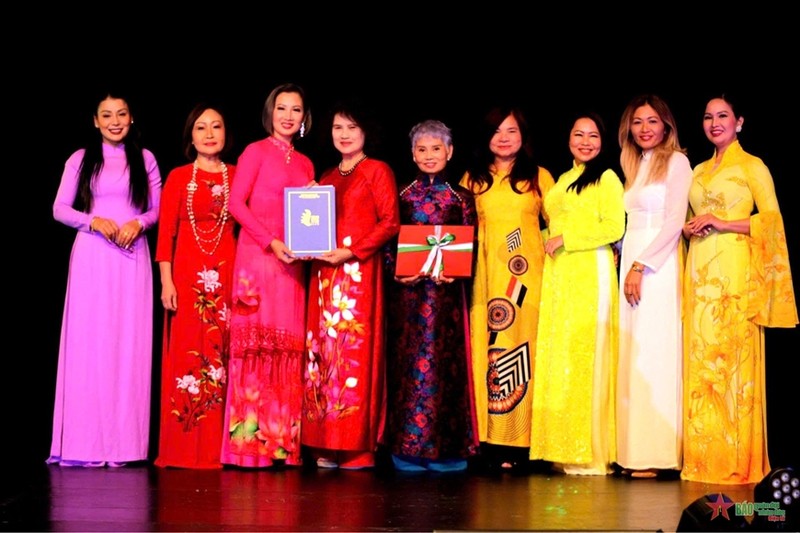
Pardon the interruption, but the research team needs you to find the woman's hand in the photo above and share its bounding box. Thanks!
[685,213,721,237]
[396,272,455,285]
[161,278,178,311]
[114,218,143,250]
[682,222,693,239]
[319,247,355,266]
[90,216,120,243]
[544,234,564,258]
[611,241,621,269]
[623,267,643,306]
[395,273,423,285]
[432,273,456,285]
[270,239,297,264]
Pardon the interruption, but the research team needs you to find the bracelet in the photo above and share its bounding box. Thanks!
[135,218,145,231]
[631,263,645,273]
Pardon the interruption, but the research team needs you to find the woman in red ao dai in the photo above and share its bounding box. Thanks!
[155,103,236,469]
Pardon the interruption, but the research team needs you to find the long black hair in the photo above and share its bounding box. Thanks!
[566,110,613,195]
[74,90,149,213]
[464,104,541,196]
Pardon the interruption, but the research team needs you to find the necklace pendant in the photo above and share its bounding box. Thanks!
[188,160,231,256]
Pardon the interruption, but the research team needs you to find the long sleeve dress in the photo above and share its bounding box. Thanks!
[384,175,480,471]
[49,143,162,466]
[682,140,798,484]
[460,168,555,453]
[616,151,692,471]
[529,164,625,474]
[302,158,401,457]
[154,162,236,469]
[222,136,314,467]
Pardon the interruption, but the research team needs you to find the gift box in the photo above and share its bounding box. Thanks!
[284,185,337,257]
[396,225,475,279]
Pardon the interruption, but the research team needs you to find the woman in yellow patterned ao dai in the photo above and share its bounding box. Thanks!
[461,105,554,472]
[682,94,798,485]
[530,112,625,475]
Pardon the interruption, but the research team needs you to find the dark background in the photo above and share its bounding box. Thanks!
[8,13,798,472]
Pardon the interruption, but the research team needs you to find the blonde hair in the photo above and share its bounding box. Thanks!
[618,94,685,188]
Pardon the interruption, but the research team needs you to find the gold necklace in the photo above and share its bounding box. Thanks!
[186,160,230,255]
[338,154,368,176]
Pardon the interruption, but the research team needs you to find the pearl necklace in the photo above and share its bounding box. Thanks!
[338,154,368,176]
[186,160,230,256]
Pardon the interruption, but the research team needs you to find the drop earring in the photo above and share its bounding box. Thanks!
[735,125,742,133]
[299,122,305,138]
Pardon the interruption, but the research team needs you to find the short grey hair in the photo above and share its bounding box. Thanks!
[409,119,453,148]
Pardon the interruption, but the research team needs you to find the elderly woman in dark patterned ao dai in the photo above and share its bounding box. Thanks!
[384,119,479,472]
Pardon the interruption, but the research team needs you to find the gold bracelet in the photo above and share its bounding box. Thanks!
[631,263,644,273]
